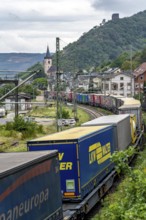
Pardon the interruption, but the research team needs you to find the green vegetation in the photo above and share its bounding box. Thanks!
[92,145,146,219]
[32,78,48,90]
[5,116,43,139]
[0,83,15,97]
[54,10,146,72]
[18,62,46,80]
[28,105,57,118]
[0,62,49,98]
[0,83,41,98]
[0,105,91,152]
[28,104,92,123]
[89,113,146,219]
[0,116,45,153]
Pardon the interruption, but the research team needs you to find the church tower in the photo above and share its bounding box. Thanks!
[43,46,52,75]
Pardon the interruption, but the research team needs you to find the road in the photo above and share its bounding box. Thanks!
[34,117,55,125]
[0,112,55,125]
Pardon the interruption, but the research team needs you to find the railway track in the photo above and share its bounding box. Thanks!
[77,104,104,119]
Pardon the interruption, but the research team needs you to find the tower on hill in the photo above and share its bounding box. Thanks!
[43,46,52,75]
[112,13,119,21]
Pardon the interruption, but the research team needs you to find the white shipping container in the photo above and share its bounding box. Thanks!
[82,114,131,151]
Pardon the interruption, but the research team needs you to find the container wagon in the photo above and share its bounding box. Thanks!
[27,126,116,202]
[109,95,124,113]
[82,114,133,150]
[76,93,82,104]
[82,93,89,104]
[118,98,142,132]
[0,151,63,220]
[27,126,117,218]
[94,94,103,107]
[88,93,95,106]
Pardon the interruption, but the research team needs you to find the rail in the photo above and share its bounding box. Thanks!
[77,105,104,119]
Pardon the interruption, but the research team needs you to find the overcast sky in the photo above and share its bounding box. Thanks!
[0,0,146,53]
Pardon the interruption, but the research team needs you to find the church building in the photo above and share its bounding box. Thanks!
[43,46,52,75]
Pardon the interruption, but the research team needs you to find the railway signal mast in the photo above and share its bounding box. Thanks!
[56,37,62,132]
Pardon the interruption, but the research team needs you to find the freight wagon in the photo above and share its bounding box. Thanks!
[27,126,118,218]
[27,126,116,202]
[0,151,63,220]
[118,98,142,131]
[94,94,103,107]
[109,95,124,113]
[82,114,134,149]
[76,93,82,103]
[88,93,95,105]
[76,93,89,104]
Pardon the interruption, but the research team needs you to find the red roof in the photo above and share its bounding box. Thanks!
[134,62,146,77]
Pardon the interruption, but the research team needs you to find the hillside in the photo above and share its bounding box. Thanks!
[0,53,45,76]
[59,10,146,72]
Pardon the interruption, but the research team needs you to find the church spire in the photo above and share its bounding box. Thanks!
[44,45,51,59]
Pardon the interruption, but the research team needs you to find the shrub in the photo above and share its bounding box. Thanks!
[5,116,44,139]
[57,107,70,119]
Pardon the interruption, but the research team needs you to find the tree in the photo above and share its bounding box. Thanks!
[18,62,46,80]
[19,84,39,98]
[140,47,146,63]
[0,83,15,96]
[32,78,48,90]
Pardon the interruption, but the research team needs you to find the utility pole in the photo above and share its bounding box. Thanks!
[73,75,77,120]
[56,37,62,132]
[102,74,106,95]
[73,49,77,120]
[73,71,83,120]
[130,45,133,97]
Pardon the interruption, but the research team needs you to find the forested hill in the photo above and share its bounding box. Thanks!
[60,10,146,72]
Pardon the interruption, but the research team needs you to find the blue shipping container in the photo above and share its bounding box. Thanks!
[27,126,116,201]
[0,151,63,220]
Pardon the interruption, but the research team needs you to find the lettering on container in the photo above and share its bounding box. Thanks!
[0,188,49,220]
[59,153,73,170]
[89,142,111,164]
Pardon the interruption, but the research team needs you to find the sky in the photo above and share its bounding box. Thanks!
[0,0,146,53]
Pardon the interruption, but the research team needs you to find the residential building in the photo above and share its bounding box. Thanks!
[104,67,121,74]
[133,62,146,94]
[101,72,134,97]
[5,93,31,111]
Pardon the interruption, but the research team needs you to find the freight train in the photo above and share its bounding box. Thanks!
[1,93,144,220]
[26,94,144,219]
[51,91,142,132]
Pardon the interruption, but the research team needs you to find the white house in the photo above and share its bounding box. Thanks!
[101,72,134,97]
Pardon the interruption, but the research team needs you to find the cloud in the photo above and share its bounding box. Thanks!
[0,0,146,52]
[0,0,100,52]
[91,0,125,11]
[91,0,146,16]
